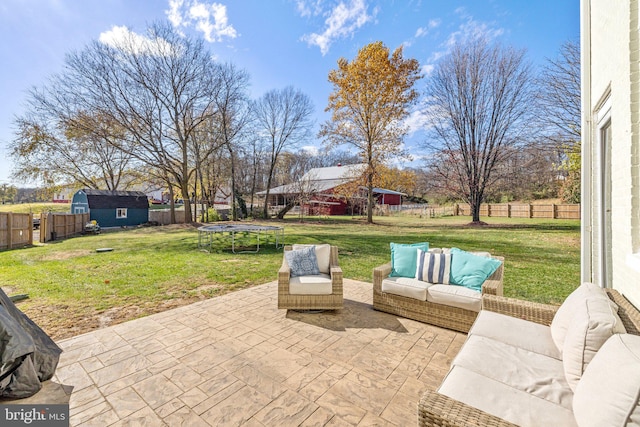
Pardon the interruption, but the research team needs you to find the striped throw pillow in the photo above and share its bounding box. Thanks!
[415,249,451,284]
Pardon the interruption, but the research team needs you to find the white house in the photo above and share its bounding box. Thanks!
[581,0,640,306]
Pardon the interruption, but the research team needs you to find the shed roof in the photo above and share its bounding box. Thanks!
[79,189,149,210]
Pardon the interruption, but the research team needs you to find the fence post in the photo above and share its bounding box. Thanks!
[7,212,12,249]
[529,204,533,219]
[507,204,511,218]
[552,204,557,219]
[28,214,33,245]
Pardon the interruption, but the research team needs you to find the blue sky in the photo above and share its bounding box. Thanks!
[0,0,579,186]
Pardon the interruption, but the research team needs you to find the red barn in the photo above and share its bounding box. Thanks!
[259,164,405,216]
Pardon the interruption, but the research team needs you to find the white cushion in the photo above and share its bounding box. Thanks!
[562,297,626,391]
[469,310,561,359]
[381,277,430,301]
[426,284,481,312]
[293,244,331,274]
[573,334,640,427]
[289,274,332,295]
[451,335,573,410]
[439,366,578,427]
[550,282,613,351]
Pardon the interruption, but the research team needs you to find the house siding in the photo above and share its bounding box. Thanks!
[583,0,640,306]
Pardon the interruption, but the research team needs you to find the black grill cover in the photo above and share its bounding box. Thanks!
[0,288,62,398]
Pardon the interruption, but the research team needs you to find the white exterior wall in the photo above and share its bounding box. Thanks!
[582,0,640,307]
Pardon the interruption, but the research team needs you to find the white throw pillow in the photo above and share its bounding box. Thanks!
[562,296,626,391]
[550,282,614,352]
[415,249,451,284]
[573,334,640,427]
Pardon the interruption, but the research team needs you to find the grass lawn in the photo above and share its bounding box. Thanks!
[0,202,72,214]
[0,215,580,339]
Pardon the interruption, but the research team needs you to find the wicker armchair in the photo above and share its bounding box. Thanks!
[278,245,343,310]
[373,255,504,333]
[418,289,640,427]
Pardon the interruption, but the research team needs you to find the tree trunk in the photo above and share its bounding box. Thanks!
[276,200,296,219]
[366,170,374,224]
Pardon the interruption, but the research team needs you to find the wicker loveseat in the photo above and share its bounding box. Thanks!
[373,248,504,333]
[419,285,640,427]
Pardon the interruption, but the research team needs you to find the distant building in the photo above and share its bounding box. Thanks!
[71,189,149,227]
[259,164,405,216]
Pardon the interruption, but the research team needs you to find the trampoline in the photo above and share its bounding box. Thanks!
[197,224,284,253]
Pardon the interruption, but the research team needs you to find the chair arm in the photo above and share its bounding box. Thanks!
[373,262,392,292]
[481,278,503,296]
[330,265,343,280]
[419,390,517,427]
[482,294,558,326]
[278,262,291,289]
[481,256,504,296]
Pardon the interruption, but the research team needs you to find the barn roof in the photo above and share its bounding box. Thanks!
[257,164,367,196]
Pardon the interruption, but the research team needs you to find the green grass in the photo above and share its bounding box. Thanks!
[0,215,580,339]
[0,202,72,214]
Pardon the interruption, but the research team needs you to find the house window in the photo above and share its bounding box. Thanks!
[116,208,128,219]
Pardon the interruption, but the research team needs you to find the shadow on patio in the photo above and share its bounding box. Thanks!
[49,279,464,426]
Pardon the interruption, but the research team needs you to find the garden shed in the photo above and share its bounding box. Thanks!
[71,189,149,228]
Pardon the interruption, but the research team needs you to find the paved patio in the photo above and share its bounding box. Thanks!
[52,279,465,426]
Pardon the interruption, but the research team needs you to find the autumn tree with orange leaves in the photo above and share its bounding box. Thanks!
[320,41,421,223]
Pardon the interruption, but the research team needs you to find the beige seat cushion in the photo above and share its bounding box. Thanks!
[550,282,613,351]
[573,334,640,427]
[562,296,626,391]
[381,277,430,301]
[452,335,573,410]
[439,366,578,427]
[289,274,332,295]
[292,244,331,274]
[469,310,561,359]
[426,284,481,312]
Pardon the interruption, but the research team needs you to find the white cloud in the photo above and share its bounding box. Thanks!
[296,0,324,17]
[414,19,440,38]
[165,0,237,43]
[425,13,503,65]
[99,26,173,55]
[404,108,432,136]
[301,145,320,156]
[420,64,434,76]
[301,0,376,56]
[445,16,504,48]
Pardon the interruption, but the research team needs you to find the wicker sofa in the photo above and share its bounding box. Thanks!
[419,286,640,427]
[373,249,504,333]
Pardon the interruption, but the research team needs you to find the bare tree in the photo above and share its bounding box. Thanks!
[11,110,137,190]
[253,86,314,219]
[425,37,534,223]
[320,41,421,223]
[211,63,252,221]
[537,40,581,148]
[537,40,581,203]
[14,22,228,223]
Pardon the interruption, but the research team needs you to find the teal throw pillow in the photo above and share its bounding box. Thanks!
[390,242,429,277]
[449,248,502,292]
[285,246,320,277]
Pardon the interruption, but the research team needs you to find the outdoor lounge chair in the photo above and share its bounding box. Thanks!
[278,244,343,310]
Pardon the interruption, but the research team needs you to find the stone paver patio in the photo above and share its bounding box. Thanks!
[52,279,465,426]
